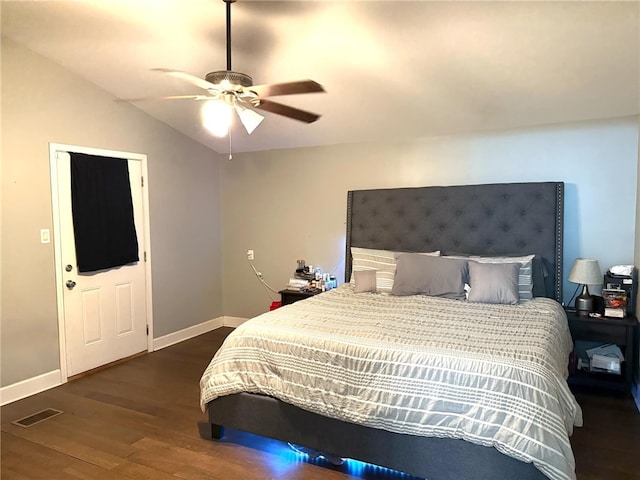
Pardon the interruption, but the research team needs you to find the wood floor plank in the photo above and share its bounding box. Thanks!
[2,327,639,480]
[125,441,220,476]
[1,431,128,480]
[110,460,178,480]
[6,421,126,470]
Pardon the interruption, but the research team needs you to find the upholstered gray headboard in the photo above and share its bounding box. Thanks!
[345,182,564,302]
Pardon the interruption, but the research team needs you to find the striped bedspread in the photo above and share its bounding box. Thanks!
[200,285,582,480]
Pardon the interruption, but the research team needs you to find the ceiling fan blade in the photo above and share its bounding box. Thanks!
[253,99,321,124]
[115,94,211,103]
[235,106,264,135]
[250,80,325,98]
[152,68,218,91]
[161,94,212,100]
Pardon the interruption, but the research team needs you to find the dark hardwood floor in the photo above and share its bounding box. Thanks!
[2,327,639,479]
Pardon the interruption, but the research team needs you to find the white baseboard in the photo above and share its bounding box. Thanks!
[0,369,62,406]
[223,316,248,328]
[152,316,247,351]
[0,318,248,406]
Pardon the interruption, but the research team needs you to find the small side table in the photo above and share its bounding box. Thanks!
[279,289,322,306]
[565,308,638,393]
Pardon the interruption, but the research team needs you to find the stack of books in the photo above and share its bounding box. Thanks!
[602,288,628,318]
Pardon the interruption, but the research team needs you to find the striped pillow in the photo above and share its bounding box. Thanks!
[350,247,440,294]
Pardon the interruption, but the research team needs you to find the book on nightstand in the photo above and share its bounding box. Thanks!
[602,288,627,318]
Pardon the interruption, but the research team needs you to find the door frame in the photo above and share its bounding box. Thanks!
[49,143,154,382]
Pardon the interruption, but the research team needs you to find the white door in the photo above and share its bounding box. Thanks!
[52,148,150,377]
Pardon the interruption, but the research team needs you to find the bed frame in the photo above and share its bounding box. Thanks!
[207,182,565,480]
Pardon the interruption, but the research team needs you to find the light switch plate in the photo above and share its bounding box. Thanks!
[40,229,50,244]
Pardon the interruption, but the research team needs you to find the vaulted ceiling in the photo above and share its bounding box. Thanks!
[2,1,639,154]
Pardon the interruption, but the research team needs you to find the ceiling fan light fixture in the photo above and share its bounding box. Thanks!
[205,70,253,90]
[201,100,233,137]
[236,106,264,135]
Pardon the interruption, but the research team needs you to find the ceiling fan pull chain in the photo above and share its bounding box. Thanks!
[228,125,233,160]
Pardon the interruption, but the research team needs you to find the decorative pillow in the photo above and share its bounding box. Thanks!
[353,269,377,293]
[467,261,520,305]
[391,254,468,299]
[350,247,440,294]
[444,253,535,302]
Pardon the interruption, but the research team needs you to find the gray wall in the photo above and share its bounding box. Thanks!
[1,39,224,387]
[220,118,639,319]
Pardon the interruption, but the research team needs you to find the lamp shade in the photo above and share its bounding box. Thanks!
[568,258,602,286]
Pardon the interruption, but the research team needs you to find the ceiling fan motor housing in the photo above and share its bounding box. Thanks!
[206,70,253,89]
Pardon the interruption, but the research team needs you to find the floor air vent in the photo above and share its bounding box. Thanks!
[11,408,63,428]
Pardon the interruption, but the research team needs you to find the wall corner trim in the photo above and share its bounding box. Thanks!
[0,370,63,406]
[153,317,225,351]
[152,316,246,351]
[223,316,248,328]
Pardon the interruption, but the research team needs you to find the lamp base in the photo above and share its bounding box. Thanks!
[575,285,594,317]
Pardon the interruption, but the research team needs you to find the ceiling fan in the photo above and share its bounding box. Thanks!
[121,0,325,137]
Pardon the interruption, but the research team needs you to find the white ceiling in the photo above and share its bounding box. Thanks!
[2,1,639,154]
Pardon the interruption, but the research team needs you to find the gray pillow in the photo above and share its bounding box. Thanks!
[391,254,468,299]
[443,252,535,302]
[353,269,377,293]
[467,261,519,305]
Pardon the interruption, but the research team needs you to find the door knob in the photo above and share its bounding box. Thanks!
[66,280,76,290]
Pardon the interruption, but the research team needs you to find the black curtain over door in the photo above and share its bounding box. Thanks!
[70,152,139,273]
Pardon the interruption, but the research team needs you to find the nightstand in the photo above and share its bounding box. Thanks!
[565,308,638,393]
[279,289,322,306]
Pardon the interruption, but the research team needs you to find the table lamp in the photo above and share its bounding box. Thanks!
[568,258,602,316]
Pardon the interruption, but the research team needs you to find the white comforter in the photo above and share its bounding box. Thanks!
[200,285,582,480]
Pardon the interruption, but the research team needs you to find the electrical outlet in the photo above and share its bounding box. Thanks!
[247,249,254,260]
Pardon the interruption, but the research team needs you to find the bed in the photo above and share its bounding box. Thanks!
[200,182,582,480]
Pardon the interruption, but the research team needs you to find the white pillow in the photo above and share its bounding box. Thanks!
[350,247,440,294]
